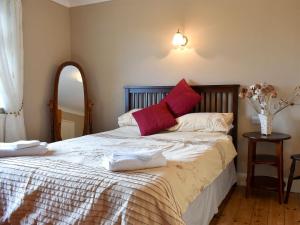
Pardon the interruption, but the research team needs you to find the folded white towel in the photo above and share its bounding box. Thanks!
[0,142,48,158]
[110,150,164,161]
[0,140,41,151]
[101,150,167,171]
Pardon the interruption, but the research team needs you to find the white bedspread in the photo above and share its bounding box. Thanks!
[47,126,237,212]
[0,126,237,224]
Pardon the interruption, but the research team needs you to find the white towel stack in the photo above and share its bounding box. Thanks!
[0,140,48,158]
[101,149,167,172]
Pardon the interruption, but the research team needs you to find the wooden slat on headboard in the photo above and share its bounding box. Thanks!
[124,85,240,150]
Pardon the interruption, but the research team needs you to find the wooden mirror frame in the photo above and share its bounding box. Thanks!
[49,61,93,142]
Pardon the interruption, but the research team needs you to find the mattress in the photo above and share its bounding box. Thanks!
[0,126,237,224]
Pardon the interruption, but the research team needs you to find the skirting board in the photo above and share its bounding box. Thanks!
[237,172,300,193]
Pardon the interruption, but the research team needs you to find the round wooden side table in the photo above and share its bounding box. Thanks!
[243,132,291,204]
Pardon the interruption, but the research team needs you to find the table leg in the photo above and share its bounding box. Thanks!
[276,141,284,204]
[251,142,256,186]
[246,140,256,197]
[285,158,296,203]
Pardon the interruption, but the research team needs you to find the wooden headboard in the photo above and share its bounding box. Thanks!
[124,84,240,149]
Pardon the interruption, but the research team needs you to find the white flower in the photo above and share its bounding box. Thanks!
[241,83,299,116]
[250,85,256,90]
[255,90,261,95]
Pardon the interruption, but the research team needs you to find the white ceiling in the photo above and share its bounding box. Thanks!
[51,0,111,7]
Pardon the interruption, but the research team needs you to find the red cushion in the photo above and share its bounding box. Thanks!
[132,102,177,136]
[161,79,202,117]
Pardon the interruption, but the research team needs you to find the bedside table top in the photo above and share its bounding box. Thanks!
[243,132,291,142]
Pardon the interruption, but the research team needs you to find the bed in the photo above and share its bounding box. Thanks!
[0,84,240,225]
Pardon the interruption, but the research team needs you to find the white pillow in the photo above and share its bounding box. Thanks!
[168,113,233,133]
[118,109,140,127]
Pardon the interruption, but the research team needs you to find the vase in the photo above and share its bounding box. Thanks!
[258,114,273,135]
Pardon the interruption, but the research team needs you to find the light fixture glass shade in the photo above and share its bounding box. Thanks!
[172,30,188,47]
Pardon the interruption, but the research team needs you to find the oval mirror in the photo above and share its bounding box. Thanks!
[58,65,84,140]
[49,62,92,141]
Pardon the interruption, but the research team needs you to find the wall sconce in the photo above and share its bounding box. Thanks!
[172,29,188,47]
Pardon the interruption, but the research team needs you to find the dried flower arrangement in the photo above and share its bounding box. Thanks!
[239,83,300,135]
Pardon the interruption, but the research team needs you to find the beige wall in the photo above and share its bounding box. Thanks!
[70,0,300,177]
[23,0,71,141]
[20,0,300,180]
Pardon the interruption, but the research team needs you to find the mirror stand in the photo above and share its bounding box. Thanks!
[49,61,93,142]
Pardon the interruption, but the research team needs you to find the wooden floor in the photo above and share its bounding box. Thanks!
[210,186,300,225]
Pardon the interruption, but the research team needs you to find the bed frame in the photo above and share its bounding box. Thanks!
[124,85,240,150]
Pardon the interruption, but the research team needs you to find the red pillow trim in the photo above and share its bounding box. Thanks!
[132,102,177,136]
[161,79,201,117]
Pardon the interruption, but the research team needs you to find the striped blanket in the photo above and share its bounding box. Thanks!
[0,157,183,225]
[0,127,237,225]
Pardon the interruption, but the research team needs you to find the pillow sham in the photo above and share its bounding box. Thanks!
[168,113,234,133]
[132,102,177,136]
[118,109,140,127]
[161,79,201,117]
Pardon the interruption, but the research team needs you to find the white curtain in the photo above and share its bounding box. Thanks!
[0,0,26,142]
